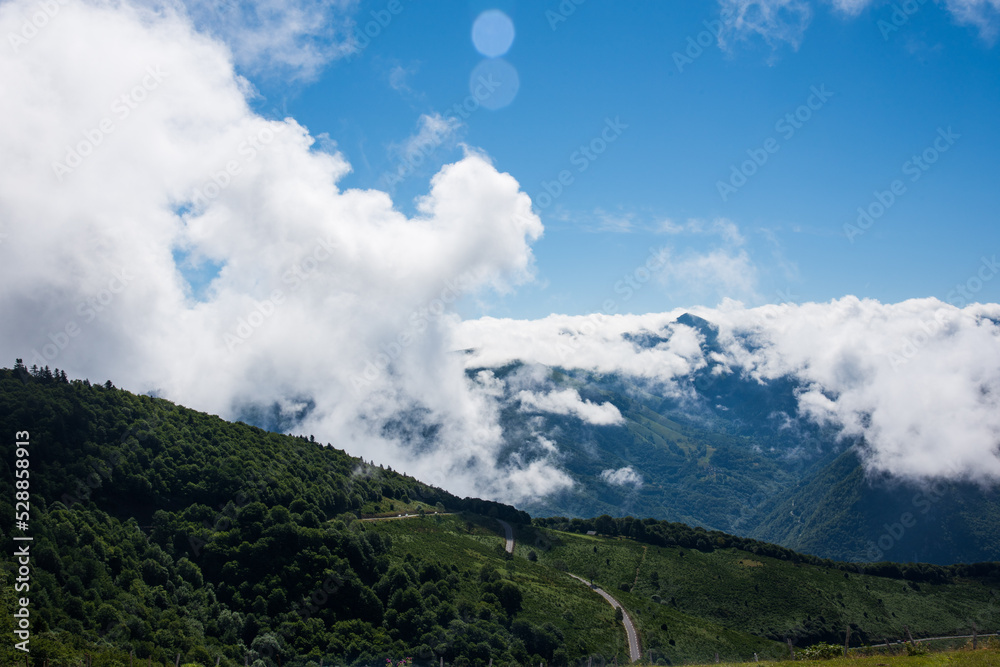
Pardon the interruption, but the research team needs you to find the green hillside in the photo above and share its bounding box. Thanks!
[751,448,1000,564]
[2,363,999,667]
[486,355,1000,567]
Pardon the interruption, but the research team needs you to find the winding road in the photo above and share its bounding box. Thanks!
[568,573,641,662]
[496,518,515,553]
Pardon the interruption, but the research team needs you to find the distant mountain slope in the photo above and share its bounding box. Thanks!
[471,313,1000,565]
[751,447,1000,564]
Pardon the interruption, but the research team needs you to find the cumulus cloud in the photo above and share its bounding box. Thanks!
[600,466,644,487]
[0,0,556,504]
[517,388,624,426]
[457,297,1000,485]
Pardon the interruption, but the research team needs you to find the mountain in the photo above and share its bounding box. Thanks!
[475,313,1000,565]
[752,447,1000,564]
[2,363,999,667]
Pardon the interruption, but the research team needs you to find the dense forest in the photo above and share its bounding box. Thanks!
[2,362,998,667]
[0,363,539,666]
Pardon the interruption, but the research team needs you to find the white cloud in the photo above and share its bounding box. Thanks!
[941,0,1000,40]
[600,466,644,487]
[0,0,558,505]
[655,218,760,306]
[175,0,358,80]
[658,247,760,306]
[718,0,813,50]
[388,62,419,94]
[720,0,1000,50]
[397,113,462,164]
[517,388,624,426]
[455,312,708,389]
[457,297,1000,485]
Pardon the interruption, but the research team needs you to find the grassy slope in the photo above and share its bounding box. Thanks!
[523,526,999,663]
[364,514,628,661]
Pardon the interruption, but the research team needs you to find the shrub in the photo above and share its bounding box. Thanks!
[799,643,842,660]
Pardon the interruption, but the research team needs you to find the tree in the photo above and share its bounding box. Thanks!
[594,514,615,535]
[615,607,623,622]
[527,550,538,562]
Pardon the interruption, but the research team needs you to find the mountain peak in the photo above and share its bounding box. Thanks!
[674,312,719,348]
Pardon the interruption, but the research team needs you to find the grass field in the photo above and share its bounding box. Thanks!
[701,647,1000,667]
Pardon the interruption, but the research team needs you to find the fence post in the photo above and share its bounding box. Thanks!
[884,638,892,654]
[788,638,795,659]
[905,626,916,648]
[844,627,852,656]
[973,622,978,650]
[715,652,719,663]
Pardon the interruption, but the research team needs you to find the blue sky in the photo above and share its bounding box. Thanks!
[245,0,1000,320]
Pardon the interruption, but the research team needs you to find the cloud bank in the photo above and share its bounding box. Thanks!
[456,297,1000,485]
[517,388,624,426]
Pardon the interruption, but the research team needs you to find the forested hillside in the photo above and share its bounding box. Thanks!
[1,362,998,667]
[0,363,535,666]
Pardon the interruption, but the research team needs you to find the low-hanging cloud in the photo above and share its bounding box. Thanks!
[600,466,644,487]
[516,388,624,426]
[456,297,1000,486]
